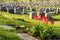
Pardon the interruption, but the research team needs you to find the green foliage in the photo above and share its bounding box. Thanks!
[28,23,58,40]
[0,27,23,40]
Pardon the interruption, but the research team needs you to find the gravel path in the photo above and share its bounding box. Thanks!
[17,33,40,40]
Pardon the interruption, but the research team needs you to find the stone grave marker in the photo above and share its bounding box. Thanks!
[14,6,22,14]
[49,8,54,12]
[45,8,50,13]
[8,6,14,13]
[58,9,60,14]
[45,12,52,19]
[31,7,36,11]
[30,11,37,19]
[1,6,7,11]
[23,6,27,14]
[39,8,45,13]
[38,8,45,16]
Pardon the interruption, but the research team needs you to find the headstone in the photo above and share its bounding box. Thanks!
[39,8,45,13]
[49,8,54,12]
[14,6,22,14]
[45,8,50,13]
[45,12,52,19]
[58,9,60,14]
[1,6,7,11]
[8,6,14,13]
[38,8,45,16]
[30,11,37,19]
[31,7,36,11]
[23,6,27,14]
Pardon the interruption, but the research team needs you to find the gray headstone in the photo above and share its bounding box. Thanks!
[14,6,22,14]
[31,7,36,11]
[39,8,45,13]
[30,11,37,19]
[23,6,27,14]
[58,9,60,14]
[8,6,14,13]
[49,8,54,12]
[45,8,50,13]
[45,12,52,19]
[1,6,7,11]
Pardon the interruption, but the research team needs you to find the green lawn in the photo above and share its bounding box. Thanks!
[1,11,60,26]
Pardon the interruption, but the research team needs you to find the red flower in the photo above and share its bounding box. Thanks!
[50,19,54,24]
[37,13,42,19]
[34,16,38,20]
[42,16,48,22]
[28,22,32,25]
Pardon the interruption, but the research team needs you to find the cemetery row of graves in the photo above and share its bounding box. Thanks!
[0,2,60,40]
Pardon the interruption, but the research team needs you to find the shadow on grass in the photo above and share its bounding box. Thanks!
[52,18,60,21]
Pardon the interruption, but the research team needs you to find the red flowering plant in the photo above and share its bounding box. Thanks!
[37,13,43,19]
[28,14,55,40]
[42,16,48,25]
[34,16,38,20]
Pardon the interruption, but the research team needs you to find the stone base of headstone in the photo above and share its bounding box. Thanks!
[45,12,52,19]
[30,11,37,19]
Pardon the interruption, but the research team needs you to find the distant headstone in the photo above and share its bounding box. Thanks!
[45,8,50,13]
[38,8,45,16]
[8,6,14,13]
[14,6,22,14]
[30,11,37,19]
[23,6,27,14]
[49,8,54,12]
[58,9,60,14]
[31,7,36,11]
[45,12,52,19]
[1,6,7,11]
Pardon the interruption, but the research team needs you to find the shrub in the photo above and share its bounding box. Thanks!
[28,23,57,40]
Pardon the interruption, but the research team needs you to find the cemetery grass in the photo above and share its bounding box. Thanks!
[0,11,60,39]
[0,15,29,33]
[1,11,60,26]
[0,27,23,40]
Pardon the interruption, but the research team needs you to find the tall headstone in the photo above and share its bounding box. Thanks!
[45,8,50,13]
[38,8,45,16]
[30,11,37,19]
[8,6,14,13]
[45,12,52,19]
[23,6,27,14]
